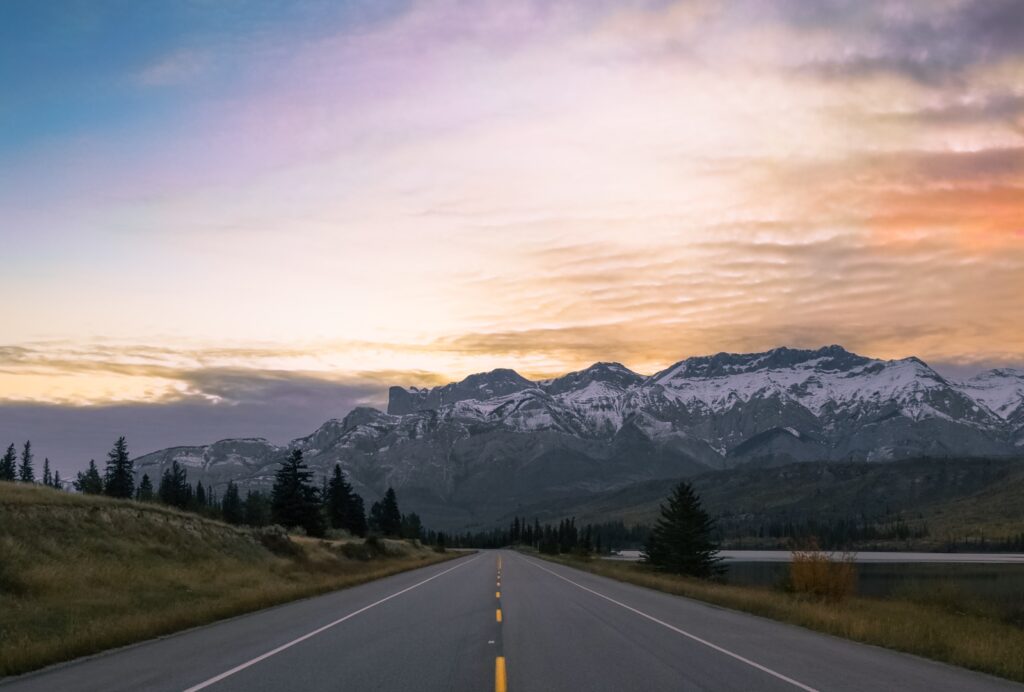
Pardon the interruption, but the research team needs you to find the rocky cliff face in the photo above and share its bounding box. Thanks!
[134,346,1023,530]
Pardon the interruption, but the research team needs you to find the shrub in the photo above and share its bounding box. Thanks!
[789,539,856,602]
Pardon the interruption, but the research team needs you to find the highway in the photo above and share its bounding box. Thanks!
[2,550,1020,692]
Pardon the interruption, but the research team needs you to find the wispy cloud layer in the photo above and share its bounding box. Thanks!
[1,0,1022,427]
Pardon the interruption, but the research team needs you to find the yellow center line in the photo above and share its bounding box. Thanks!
[496,608,502,622]
[496,591,501,598]
[495,656,507,692]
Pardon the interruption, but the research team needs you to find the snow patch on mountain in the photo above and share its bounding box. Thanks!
[961,369,1024,420]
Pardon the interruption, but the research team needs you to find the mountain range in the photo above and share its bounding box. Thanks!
[134,346,1024,530]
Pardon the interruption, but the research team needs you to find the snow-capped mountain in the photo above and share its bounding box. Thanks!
[133,346,1023,529]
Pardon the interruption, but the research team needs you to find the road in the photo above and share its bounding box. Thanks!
[2,550,1020,692]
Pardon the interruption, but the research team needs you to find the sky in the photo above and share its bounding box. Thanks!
[1,0,1023,472]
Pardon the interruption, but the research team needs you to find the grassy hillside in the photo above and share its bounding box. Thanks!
[0,483,456,677]
[501,458,1024,548]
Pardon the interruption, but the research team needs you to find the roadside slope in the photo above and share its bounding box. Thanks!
[0,483,453,676]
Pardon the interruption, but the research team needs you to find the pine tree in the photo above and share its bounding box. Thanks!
[369,487,402,537]
[270,449,325,537]
[136,474,154,501]
[74,460,104,494]
[349,493,368,537]
[324,465,367,536]
[18,441,35,483]
[222,481,243,524]
[158,460,191,508]
[243,490,271,526]
[400,512,423,540]
[42,458,53,486]
[1,444,17,481]
[52,470,62,490]
[103,436,134,499]
[195,481,207,508]
[642,481,722,578]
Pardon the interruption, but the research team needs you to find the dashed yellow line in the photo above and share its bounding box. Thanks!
[496,608,502,623]
[495,656,507,692]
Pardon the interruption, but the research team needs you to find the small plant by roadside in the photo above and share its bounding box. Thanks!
[789,538,857,602]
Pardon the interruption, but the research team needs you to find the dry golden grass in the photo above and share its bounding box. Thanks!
[0,483,457,677]
[789,543,857,602]
[534,553,1024,683]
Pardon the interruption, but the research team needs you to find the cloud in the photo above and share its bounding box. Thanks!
[780,0,1024,85]
[0,373,379,481]
[2,0,1023,425]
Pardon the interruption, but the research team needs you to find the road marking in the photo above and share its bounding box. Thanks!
[496,608,503,622]
[495,656,507,692]
[182,556,479,692]
[496,591,501,598]
[521,557,819,692]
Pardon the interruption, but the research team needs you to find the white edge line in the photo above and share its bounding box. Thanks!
[182,555,479,692]
[520,555,819,692]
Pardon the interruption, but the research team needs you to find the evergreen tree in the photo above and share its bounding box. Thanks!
[221,481,244,524]
[642,481,722,578]
[74,460,104,494]
[195,481,207,508]
[158,460,191,508]
[400,512,423,540]
[136,473,155,501]
[270,449,325,537]
[42,458,52,486]
[52,470,62,490]
[349,493,368,537]
[324,465,367,535]
[103,436,134,499]
[324,464,349,529]
[369,487,402,536]
[243,490,271,526]
[1,443,17,481]
[18,441,35,483]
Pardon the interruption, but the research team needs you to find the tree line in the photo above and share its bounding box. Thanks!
[446,481,724,578]
[445,517,648,555]
[2,438,428,542]
[1,441,64,489]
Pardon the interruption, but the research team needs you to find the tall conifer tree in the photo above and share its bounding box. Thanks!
[270,449,324,537]
[42,458,52,486]
[103,436,134,499]
[370,487,402,536]
[158,460,190,508]
[324,464,367,535]
[642,481,722,578]
[18,441,34,483]
[74,460,104,494]
[136,473,155,501]
[0,444,16,481]
[222,481,243,524]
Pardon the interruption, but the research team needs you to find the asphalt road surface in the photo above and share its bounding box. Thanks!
[3,550,1021,692]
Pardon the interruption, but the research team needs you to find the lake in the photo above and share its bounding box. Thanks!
[606,550,1024,621]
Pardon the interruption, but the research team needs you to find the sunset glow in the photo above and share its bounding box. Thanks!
[2,1,1022,437]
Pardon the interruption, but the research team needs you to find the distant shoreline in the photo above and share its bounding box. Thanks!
[607,550,1024,564]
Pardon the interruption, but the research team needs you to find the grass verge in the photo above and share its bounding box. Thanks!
[0,483,459,677]
[530,552,1024,683]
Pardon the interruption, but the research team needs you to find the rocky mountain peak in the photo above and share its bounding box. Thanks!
[542,361,643,396]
